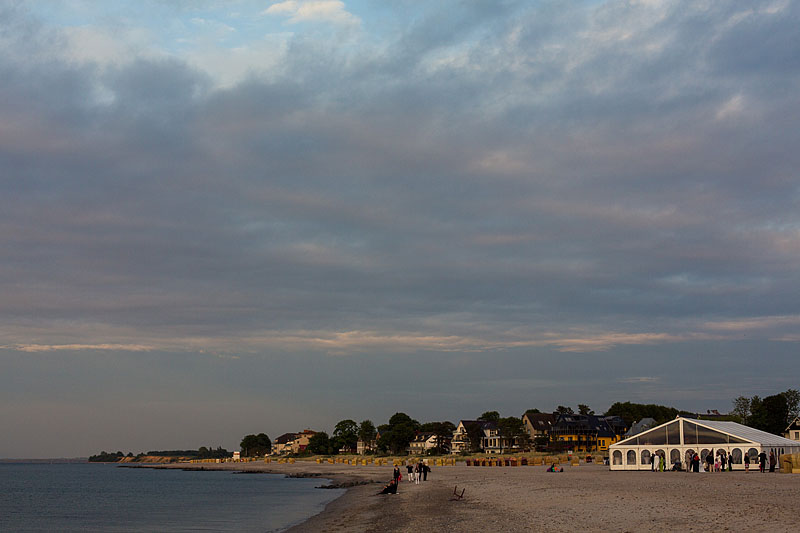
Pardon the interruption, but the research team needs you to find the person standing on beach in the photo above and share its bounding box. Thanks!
[414,462,421,484]
[651,452,657,471]
[744,452,750,472]
[758,451,767,473]
[720,451,726,472]
[406,463,414,482]
[659,452,665,472]
[422,462,429,481]
[393,465,401,484]
[705,451,714,472]
[769,451,776,472]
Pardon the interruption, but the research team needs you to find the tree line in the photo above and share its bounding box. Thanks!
[88,446,230,462]
[730,389,799,436]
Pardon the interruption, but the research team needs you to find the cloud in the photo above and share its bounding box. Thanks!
[2,0,800,456]
[263,1,361,27]
[11,344,152,353]
[618,377,660,384]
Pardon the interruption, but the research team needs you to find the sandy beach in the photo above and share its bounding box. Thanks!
[155,461,800,532]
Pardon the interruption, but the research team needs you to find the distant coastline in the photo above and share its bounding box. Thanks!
[0,458,88,463]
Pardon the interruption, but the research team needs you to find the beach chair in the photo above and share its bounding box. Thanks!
[451,486,466,501]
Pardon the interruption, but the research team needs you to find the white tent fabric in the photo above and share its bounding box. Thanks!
[609,417,800,471]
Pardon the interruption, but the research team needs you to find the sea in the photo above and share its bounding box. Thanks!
[0,463,344,532]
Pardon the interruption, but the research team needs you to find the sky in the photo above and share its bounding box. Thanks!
[1,0,799,458]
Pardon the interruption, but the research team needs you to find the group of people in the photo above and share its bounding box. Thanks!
[404,461,430,484]
[650,451,668,471]
[380,461,432,495]
[676,449,778,473]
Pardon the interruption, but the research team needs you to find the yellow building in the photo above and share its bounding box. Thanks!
[550,414,627,452]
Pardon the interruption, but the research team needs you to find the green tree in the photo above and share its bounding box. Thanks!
[478,411,500,423]
[578,404,594,416]
[555,405,574,415]
[782,389,800,421]
[750,393,788,435]
[357,420,377,452]
[376,412,420,455]
[497,416,527,453]
[466,422,485,453]
[306,432,331,455]
[333,419,359,452]
[603,402,679,425]
[731,396,752,424]
[240,433,271,457]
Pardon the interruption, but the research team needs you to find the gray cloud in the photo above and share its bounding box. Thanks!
[1,1,799,456]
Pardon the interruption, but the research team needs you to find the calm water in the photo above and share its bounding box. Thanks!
[0,463,344,532]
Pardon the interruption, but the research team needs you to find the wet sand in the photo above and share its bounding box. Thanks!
[159,461,800,532]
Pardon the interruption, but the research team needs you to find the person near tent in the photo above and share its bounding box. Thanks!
[685,451,693,473]
[720,451,727,472]
[769,451,776,472]
[693,452,700,472]
[659,452,665,472]
[744,452,750,472]
[651,452,657,471]
[758,451,767,473]
[705,451,714,472]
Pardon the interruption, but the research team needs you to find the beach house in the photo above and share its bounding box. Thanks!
[609,417,800,470]
[521,412,555,444]
[551,413,627,452]
[408,432,451,455]
[270,430,317,455]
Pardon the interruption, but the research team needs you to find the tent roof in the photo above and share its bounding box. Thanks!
[611,417,800,448]
[684,418,800,448]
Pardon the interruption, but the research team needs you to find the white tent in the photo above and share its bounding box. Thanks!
[609,417,800,471]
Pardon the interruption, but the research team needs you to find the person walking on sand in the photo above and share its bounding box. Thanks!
[422,462,429,481]
[393,465,401,484]
[406,463,414,482]
[744,452,750,472]
[414,462,421,484]
[769,451,776,472]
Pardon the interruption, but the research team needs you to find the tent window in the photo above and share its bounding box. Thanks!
[666,421,681,444]
[639,427,667,446]
[641,449,651,465]
[701,448,711,463]
[670,449,681,465]
[695,425,728,444]
[613,450,623,465]
[731,448,743,464]
[683,421,698,444]
[728,435,748,444]
[626,450,636,465]
[747,448,758,460]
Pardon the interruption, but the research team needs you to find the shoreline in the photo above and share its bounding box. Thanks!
[136,461,800,532]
